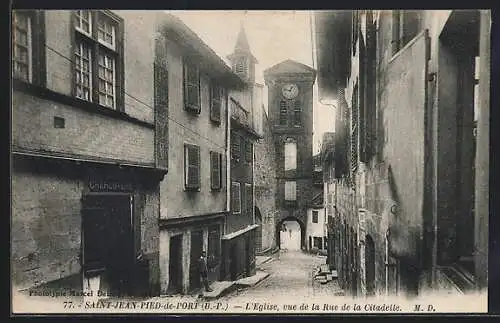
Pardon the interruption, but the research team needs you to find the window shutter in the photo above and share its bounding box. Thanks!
[185,144,200,189]
[210,83,221,123]
[231,182,241,213]
[211,152,221,190]
[245,140,252,162]
[231,133,240,160]
[279,100,287,125]
[293,100,301,126]
[184,61,200,113]
[245,184,253,217]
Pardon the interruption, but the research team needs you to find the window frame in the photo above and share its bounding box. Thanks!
[12,10,45,86]
[184,143,201,191]
[279,100,287,125]
[312,210,319,223]
[244,139,253,163]
[210,81,223,124]
[71,10,124,111]
[183,57,201,114]
[391,10,420,56]
[284,181,297,201]
[284,140,297,171]
[231,132,241,161]
[231,182,241,214]
[210,151,222,191]
[244,183,253,217]
[293,100,302,126]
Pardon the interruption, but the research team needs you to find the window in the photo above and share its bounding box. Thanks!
[210,82,223,123]
[312,210,319,223]
[234,57,248,78]
[73,10,123,109]
[231,133,241,160]
[285,181,296,201]
[245,183,253,217]
[314,237,323,249]
[293,100,301,126]
[210,151,222,190]
[208,225,221,265]
[231,182,241,214]
[183,58,200,113]
[12,11,32,82]
[245,139,253,163]
[284,141,297,171]
[279,100,288,125]
[392,10,420,55]
[184,144,200,190]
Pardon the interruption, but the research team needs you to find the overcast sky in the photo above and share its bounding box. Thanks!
[169,10,335,154]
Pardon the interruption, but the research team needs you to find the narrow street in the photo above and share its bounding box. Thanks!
[219,250,344,302]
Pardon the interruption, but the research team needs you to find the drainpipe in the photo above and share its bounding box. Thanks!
[252,143,256,226]
[225,90,231,236]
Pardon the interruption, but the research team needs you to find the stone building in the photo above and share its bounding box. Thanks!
[315,10,490,297]
[263,60,316,251]
[11,10,167,297]
[221,24,263,281]
[155,14,245,295]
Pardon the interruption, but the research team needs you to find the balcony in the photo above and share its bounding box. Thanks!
[230,97,262,139]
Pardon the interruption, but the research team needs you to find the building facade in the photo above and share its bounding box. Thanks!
[306,154,326,252]
[12,10,167,297]
[315,10,490,297]
[221,25,262,281]
[320,132,336,268]
[254,107,279,254]
[156,14,245,295]
[263,60,316,251]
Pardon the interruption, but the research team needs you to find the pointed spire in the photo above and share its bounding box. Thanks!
[234,21,251,53]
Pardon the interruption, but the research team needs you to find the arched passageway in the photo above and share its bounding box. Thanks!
[276,217,305,251]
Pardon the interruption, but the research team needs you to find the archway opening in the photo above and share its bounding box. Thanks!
[276,217,305,252]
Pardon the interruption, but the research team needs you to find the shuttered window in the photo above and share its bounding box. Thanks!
[245,139,252,163]
[210,82,222,123]
[279,100,287,125]
[183,59,200,113]
[231,133,241,160]
[210,151,222,190]
[293,100,301,126]
[245,183,253,217]
[231,182,241,214]
[285,181,296,201]
[184,144,200,190]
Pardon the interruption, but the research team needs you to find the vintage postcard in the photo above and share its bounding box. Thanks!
[11,9,490,315]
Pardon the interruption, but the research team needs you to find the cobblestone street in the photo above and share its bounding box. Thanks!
[218,250,344,303]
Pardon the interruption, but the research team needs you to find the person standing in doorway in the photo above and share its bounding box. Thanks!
[198,251,213,292]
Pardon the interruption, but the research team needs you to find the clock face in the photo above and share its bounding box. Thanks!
[282,83,299,99]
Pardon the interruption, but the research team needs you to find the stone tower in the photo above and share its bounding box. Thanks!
[263,60,316,250]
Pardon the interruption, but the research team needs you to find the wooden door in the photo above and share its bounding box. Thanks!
[189,230,203,291]
[168,234,183,294]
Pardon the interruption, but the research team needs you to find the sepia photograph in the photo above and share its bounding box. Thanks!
[10,9,491,314]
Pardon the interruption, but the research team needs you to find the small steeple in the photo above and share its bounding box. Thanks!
[228,21,258,83]
[234,22,251,54]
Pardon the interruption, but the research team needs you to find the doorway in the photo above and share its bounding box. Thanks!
[255,207,263,253]
[365,235,376,296]
[168,234,183,294]
[81,193,134,296]
[280,220,302,251]
[189,230,203,291]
